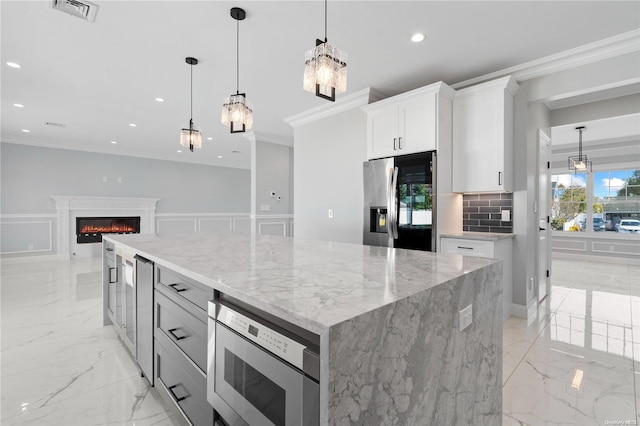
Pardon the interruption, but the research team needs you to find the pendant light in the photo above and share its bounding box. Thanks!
[303,0,347,102]
[568,126,592,174]
[179,57,202,152]
[221,7,253,133]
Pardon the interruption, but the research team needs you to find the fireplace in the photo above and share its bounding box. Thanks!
[76,216,141,244]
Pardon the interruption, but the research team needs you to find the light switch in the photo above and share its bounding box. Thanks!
[328,209,333,219]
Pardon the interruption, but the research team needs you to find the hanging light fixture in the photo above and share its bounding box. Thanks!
[179,57,202,152]
[303,0,347,102]
[221,7,252,133]
[568,126,592,174]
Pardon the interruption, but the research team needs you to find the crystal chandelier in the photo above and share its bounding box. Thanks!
[179,57,202,152]
[303,0,347,102]
[568,126,592,174]
[221,7,253,133]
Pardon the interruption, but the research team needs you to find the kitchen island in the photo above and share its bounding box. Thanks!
[104,232,503,425]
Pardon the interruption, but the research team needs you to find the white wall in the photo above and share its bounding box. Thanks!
[293,108,367,244]
[255,141,293,215]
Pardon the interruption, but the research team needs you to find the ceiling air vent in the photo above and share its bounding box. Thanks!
[51,0,99,22]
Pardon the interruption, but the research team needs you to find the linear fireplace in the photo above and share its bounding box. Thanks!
[76,216,141,244]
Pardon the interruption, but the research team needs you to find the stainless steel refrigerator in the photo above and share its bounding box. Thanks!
[363,151,436,251]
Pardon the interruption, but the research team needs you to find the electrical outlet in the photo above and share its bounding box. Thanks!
[102,176,108,183]
[328,209,333,219]
[501,209,511,222]
[459,304,472,331]
[260,204,271,212]
[27,244,34,251]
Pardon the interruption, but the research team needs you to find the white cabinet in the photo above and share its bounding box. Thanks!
[452,76,518,193]
[363,83,445,160]
[440,235,513,322]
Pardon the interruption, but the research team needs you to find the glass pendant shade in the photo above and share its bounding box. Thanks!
[221,93,253,133]
[304,40,347,101]
[568,126,592,174]
[180,119,202,152]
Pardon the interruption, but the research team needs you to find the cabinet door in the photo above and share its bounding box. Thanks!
[398,93,437,154]
[452,91,503,192]
[367,104,398,160]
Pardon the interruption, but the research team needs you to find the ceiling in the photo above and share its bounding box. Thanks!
[2,1,639,170]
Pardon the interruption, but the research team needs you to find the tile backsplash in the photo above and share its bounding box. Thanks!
[462,193,513,233]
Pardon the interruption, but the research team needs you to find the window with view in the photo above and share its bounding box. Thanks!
[551,169,640,233]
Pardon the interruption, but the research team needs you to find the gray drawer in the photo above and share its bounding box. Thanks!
[155,288,207,373]
[155,332,213,426]
[156,265,213,312]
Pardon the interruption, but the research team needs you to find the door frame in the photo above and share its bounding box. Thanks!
[537,130,552,303]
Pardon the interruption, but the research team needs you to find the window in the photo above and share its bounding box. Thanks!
[594,169,640,230]
[551,169,640,233]
[551,174,587,231]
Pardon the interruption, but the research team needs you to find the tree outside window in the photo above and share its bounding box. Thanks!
[551,174,587,231]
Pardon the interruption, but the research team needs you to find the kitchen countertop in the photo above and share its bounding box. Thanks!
[440,231,516,241]
[105,232,497,334]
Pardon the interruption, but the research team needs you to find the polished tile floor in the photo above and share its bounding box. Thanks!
[1,256,638,425]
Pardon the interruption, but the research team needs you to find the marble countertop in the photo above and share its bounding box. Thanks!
[440,231,515,241]
[105,233,497,334]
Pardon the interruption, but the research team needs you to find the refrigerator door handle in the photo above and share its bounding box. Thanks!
[388,166,399,240]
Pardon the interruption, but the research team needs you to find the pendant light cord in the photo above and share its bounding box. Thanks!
[189,63,193,129]
[324,0,327,42]
[236,17,240,94]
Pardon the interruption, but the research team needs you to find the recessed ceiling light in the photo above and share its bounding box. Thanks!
[155,98,164,102]
[411,33,425,43]
[6,62,21,69]
[217,155,223,159]
[13,103,24,108]
[21,129,30,133]
[129,123,136,127]
[207,137,213,140]
[110,140,117,144]
[177,150,182,153]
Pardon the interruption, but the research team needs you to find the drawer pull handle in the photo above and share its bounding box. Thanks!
[457,246,474,250]
[168,283,187,292]
[168,328,187,341]
[105,247,114,252]
[109,267,116,283]
[168,384,188,402]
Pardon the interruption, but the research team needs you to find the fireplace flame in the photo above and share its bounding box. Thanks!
[80,224,136,234]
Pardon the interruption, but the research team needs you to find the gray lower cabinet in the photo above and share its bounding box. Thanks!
[154,264,214,426]
[136,255,154,384]
[103,241,117,325]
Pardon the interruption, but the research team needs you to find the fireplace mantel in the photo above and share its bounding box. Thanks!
[50,196,159,257]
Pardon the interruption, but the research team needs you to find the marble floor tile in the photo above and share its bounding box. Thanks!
[503,327,636,425]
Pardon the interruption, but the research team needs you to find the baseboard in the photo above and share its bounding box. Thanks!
[0,253,69,264]
[510,303,528,319]
[552,251,640,265]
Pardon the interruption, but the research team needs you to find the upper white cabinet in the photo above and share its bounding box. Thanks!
[362,82,453,160]
[452,76,519,193]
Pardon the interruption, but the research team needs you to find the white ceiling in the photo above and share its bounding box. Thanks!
[2,1,639,169]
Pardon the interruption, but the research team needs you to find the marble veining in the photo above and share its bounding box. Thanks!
[327,263,503,425]
[105,232,498,334]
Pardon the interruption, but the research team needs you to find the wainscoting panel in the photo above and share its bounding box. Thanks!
[233,217,252,234]
[258,222,287,237]
[592,241,640,256]
[156,218,197,235]
[552,239,587,252]
[199,217,233,233]
[1,218,54,254]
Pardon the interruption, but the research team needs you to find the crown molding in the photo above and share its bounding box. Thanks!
[284,88,386,128]
[452,29,640,90]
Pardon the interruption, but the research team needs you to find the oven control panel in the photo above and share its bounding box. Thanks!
[216,304,306,370]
